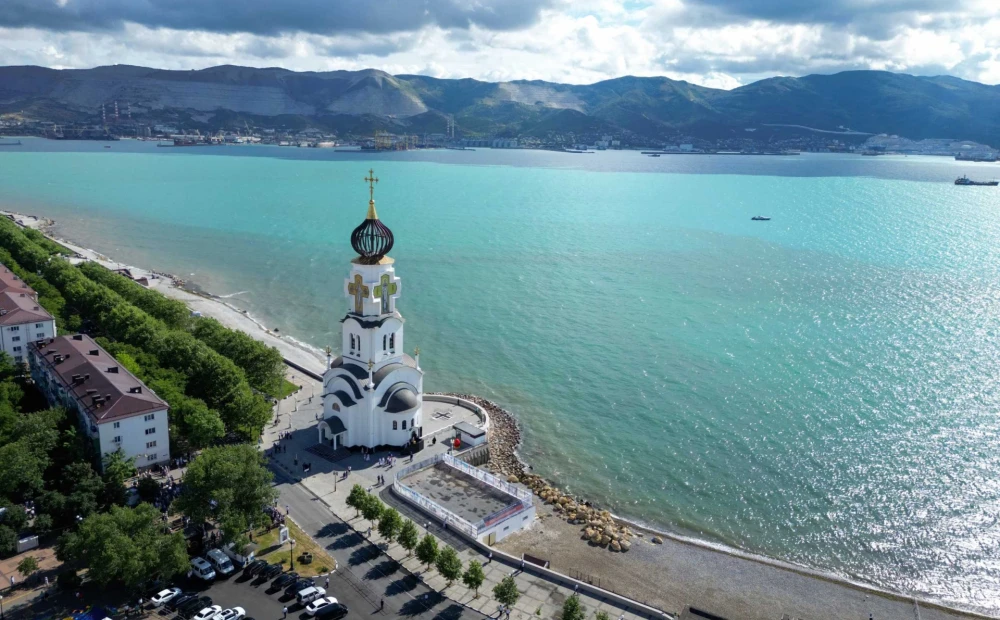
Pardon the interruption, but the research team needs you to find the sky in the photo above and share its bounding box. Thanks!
[1,0,999,89]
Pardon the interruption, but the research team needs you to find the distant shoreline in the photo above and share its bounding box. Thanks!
[2,207,992,620]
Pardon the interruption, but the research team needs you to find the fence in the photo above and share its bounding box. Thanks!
[442,454,533,504]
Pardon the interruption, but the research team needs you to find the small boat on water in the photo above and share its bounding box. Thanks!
[955,175,999,186]
[648,154,660,157]
[0,139,21,146]
[751,216,771,221]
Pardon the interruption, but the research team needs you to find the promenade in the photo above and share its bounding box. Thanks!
[264,367,656,620]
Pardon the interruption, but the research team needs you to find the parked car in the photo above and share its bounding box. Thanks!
[151,587,183,607]
[261,564,283,580]
[296,586,326,606]
[166,593,197,612]
[206,549,235,576]
[212,607,246,620]
[243,559,267,577]
[189,557,217,582]
[313,603,348,620]
[284,578,314,597]
[272,572,299,589]
[305,597,338,616]
[178,597,213,618]
[193,606,223,620]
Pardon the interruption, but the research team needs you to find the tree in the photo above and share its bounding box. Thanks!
[57,503,188,588]
[0,525,16,557]
[377,508,402,543]
[398,519,419,556]
[435,546,463,587]
[462,560,485,597]
[137,477,160,504]
[175,445,278,543]
[595,612,610,620]
[346,484,367,518]
[493,575,521,610]
[360,493,384,525]
[101,449,137,507]
[415,534,439,570]
[17,556,39,580]
[561,595,586,620]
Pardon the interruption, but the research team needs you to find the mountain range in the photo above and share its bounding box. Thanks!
[2,64,1000,145]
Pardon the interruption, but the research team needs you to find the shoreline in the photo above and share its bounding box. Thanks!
[2,209,992,619]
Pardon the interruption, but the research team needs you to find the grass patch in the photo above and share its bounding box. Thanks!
[254,520,335,577]
[268,378,299,400]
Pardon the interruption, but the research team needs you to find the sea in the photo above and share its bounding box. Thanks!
[2,138,1000,613]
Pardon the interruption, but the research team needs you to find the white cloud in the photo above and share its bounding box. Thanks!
[0,1,999,88]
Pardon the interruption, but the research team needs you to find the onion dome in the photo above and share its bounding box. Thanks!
[351,169,394,264]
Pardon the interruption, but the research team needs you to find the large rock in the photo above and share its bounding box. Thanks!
[652,536,663,544]
[610,540,621,552]
[620,540,631,552]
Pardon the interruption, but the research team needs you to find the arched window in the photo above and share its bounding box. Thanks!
[389,333,395,351]
[350,334,355,350]
[392,420,398,430]
[383,335,387,351]
[402,420,407,430]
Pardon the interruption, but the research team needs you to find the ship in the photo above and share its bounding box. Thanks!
[0,139,21,147]
[955,154,998,162]
[955,175,999,186]
[751,216,771,221]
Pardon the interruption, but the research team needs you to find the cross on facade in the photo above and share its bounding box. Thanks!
[364,169,378,203]
[347,273,369,313]
[375,273,398,314]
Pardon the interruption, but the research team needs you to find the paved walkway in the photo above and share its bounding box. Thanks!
[265,370,658,620]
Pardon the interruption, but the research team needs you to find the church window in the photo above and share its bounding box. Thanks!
[383,335,387,351]
[350,334,355,351]
[402,420,407,430]
[392,420,398,430]
[389,333,395,351]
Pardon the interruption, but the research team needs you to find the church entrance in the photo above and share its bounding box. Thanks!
[318,418,347,450]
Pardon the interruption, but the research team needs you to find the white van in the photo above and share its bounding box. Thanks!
[189,557,216,581]
[206,549,235,576]
[296,586,326,606]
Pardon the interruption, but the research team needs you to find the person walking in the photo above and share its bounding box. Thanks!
[487,551,493,564]
[380,599,385,612]
[325,576,330,588]
[283,607,288,619]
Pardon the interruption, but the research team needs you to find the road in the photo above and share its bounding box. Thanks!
[271,465,488,620]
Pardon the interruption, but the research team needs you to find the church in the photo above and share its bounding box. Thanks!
[318,170,424,452]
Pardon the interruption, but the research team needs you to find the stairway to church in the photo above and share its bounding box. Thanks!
[307,443,352,463]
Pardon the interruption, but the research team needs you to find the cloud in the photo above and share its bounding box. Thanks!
[0,0,999,90]
[0,0,553,36]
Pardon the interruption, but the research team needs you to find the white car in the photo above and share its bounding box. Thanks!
[193,605,222,620]
[212,608,246,620]
[305,597,338,617]
[296,586,326,606]
[150,588,182,607]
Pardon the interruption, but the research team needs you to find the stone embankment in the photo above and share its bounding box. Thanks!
[444,392,638,553]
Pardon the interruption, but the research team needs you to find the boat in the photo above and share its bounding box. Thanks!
[648,154,660,157]
[751,216,771,221]
[955,175,999,186]
[0,139,22,147]
[103,145,111,148]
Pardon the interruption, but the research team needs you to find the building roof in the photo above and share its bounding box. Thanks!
[0,266,33,296]
[385,387,418,413]
[454,421,486,438]
[0,290,53,326]
[29,334,168,425]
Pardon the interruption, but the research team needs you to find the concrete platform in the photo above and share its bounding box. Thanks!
[400,461,519,525]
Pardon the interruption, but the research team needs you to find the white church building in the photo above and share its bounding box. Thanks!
[319,170,424,452]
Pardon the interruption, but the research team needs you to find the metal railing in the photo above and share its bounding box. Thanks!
[442,454,533,504]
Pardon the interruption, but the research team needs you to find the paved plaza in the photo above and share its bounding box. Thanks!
[400,462,519,525]
[263,367,658,620]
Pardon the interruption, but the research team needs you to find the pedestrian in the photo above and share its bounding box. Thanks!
[325,576,330,588]
[44,575,49,587]
[380,599,385,612]
[283,606,288,619]
[487,551,493,564]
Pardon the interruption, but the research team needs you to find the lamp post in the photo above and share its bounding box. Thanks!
[289,538,296,571]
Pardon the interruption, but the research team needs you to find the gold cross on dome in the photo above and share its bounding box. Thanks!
[364,169,378,203]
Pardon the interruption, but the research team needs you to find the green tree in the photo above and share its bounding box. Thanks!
[493,575,521,610]
[61,462,105,520]
[561,595,586,620]
[462,560,485,597]
[415,533,439,570]
[57,503,188,588]
[101,449,137,507]
[32,513,53,536]
[595,612,610,620]
[346,484,367,518]
[0,525,16,556]
[377,507,402,543]
[17,555,39,580]
[360,493,384,525]
[175,445,278,543]
[435,546,463,587]
[398,519,419,557]
[137,477,160,504]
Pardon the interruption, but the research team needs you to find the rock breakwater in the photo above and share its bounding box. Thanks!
[438,392,637,552]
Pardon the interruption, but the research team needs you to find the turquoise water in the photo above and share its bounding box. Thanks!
[3,140,1000,612]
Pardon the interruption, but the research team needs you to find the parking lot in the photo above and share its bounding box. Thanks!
[162,569,334,620]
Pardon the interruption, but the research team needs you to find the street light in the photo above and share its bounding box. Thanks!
[289,538,296,571]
